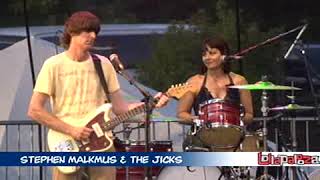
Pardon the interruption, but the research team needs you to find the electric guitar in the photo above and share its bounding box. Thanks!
[47,83,192,174]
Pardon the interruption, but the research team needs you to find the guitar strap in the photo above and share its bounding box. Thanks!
[91,53,110,103]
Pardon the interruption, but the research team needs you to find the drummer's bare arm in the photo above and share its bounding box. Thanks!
[176,75,201,124]
[177,91,197,124]
[235,75,254,125]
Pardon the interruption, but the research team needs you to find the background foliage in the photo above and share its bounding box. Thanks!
[137,0,285,92]
[1,0,317,114]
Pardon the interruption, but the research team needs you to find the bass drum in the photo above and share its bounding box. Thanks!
[157,166,224,180]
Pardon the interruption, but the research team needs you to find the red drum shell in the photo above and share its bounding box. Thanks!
[199,99,240,126]
[115,140,172,152]
[197,99,244,150]
[114,140,172,180]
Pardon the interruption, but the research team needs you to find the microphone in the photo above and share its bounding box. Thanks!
[109,54,124,71]
[221,55,243,62]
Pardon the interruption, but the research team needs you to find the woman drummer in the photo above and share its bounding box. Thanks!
[177,36,253,151]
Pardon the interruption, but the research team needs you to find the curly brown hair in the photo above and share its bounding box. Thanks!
[60,11,101,49]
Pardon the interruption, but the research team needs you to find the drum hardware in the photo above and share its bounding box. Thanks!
[269,93,316,111]
[232,166,255,180]
[218,166,254,180]
[114,124,134,180]
[282,23,314,180]
[257,88,274,180]
[113,124,145,180]
[229,76,303,180]
[191,119,203,135]
[184,145,209,152]
[218,167,233,180]
[269,104,316,111]
[115,139,173,180]
[275,82,310,180]
[113,124,145,136]
[113,123,171,180]
[123,124,132,180]
[113,64,157,180]
[114,73,194,179]
[186,166,196,173]
[196,99,245,151]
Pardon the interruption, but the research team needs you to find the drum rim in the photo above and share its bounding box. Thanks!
[116,140,173,146]
[204,123,243,129]
[199,99,241,108]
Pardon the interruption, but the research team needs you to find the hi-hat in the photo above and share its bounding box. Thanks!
[269,104,316,111]
[228,81,301,90]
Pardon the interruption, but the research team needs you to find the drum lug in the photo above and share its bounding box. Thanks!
[191,119,202,135]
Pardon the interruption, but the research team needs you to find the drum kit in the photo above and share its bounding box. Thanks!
[113,77,317,180]
[183,78,316,180]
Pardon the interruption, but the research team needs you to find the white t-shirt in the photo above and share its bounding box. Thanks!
[34,52,120,123]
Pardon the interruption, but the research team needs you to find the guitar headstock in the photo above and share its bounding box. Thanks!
[166,83,193,100]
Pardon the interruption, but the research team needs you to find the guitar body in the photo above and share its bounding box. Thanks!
[46,83,192,174]
[47,103,114,174]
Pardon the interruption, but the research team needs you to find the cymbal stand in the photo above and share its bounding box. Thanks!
[123,124,133,180]
[114,69,156,180]
[114,124,136,180]
[281,82,309,180]
[257,88,275,180]
[289,82,298,152]
[115,123,152,179]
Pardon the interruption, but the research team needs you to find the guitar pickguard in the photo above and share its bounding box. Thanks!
[78,112,113,152]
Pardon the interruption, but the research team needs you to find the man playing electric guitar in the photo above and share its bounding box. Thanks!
[27,11,169,180]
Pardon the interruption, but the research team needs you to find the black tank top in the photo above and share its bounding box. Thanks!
[193,73,240,115]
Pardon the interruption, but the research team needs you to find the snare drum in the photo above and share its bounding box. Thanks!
[114,139,172,180]
[197,99,244,150]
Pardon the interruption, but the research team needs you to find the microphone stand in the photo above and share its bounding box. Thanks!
[283,24,308,59]
[234,24,307,56]
[284,35,320,125]
[116,69,156,180]
[282,25,312,180]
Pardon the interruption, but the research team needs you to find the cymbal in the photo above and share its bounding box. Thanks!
[269,104,316,111]
[228,81,301,90]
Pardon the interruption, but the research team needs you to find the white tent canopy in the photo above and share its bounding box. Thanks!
[0,37,186,153]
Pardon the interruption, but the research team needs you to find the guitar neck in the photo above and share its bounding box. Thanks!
[99,84,190,131]
[102,104,146,131]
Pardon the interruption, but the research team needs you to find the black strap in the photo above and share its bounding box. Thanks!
[91,54,110,103]
[227,73,234,85]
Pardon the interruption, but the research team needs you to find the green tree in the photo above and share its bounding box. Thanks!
[137,23,204,91]
[137,0,284,91]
